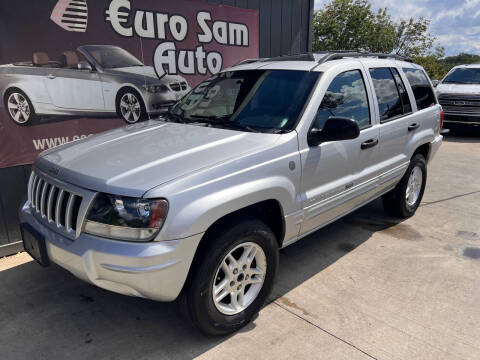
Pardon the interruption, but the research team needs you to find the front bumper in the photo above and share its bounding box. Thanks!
[444,113,480,125]
[143,89,189,114]
[19,202,202,302]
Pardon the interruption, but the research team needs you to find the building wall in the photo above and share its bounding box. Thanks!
[0,0,314,257]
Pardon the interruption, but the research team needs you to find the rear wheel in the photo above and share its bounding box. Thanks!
[382,154,427,218]
[116,89,147,124]
[182,218,278,336]
[4,90,36,126]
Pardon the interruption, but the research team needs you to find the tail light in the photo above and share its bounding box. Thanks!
[440,109,444,130]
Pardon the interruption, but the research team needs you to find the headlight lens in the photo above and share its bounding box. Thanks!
[84,194,168,242]
[142,84,168,93]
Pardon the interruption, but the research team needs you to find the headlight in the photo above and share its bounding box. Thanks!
[142,84,168,93]
[84,194,168,242]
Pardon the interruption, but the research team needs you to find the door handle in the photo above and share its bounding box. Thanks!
[361,138,378,150]
[47,74,56,79]
[408,123,420,131]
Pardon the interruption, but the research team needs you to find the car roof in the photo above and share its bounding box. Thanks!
[223,52,422,73]
[452,63,480,69]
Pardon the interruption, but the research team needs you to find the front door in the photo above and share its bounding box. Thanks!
[299,66,380,236]
[44,68,105,111]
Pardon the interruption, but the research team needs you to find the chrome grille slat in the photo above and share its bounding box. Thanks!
[28,171,85,239]
[31,175,39,208]
[65,194,76,231]
[35,179,43,211]
[40,182,49,217]
[56,190,65,227]
[47,185,57,222]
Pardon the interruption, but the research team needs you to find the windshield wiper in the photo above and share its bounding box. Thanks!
[188,115,260,133]
[161,111,191,124]
[444,81,470,84]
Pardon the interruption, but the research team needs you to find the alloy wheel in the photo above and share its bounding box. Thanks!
[120,93,141,123]
[406,166,423,207]
[212,242,267,315]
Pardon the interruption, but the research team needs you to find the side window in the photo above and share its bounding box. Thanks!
[391,68,412,114]
[315,70,370,130]
[369,68,403,122]
[402,68,437,110]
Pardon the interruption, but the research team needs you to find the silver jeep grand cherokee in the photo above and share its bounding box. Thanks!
[19,52,443,335]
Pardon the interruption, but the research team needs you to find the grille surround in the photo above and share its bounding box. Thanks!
[438,94,480,115]
[29,169,96,239]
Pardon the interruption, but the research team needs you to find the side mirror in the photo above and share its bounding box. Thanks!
[78,61,93,71]
[308,117,360,147]
[432,80,439,87]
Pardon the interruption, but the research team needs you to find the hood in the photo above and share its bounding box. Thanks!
[436,83,480,96]
[36,121,280,197]
[104,66,187,84]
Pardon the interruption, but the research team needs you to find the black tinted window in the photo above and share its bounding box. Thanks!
[315,70,370,130]
[403,68,436,110]
[391,68,412,114]
[369,68,403,121]
[443,68,480,84]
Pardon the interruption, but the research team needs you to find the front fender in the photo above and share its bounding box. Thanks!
[166,176,295,241]
[144,133,302,242]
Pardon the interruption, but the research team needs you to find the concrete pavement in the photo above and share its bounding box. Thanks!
[1,132,479,359]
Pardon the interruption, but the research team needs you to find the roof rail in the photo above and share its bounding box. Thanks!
[263,53,316,62]
[231,51,413,68]
[317,51,413,63]
[232,53,314,67]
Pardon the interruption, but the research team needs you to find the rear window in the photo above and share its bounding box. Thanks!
[402,68,436,111]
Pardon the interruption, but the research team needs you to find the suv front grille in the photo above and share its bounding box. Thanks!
[438,94,480,114]
[30,173,83,234]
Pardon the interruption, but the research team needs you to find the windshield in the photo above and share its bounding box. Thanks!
[83,46,143,69]
[443,68,480,84]
[169,70,320,132]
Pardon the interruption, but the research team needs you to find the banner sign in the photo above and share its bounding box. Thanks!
[0,0,259,168]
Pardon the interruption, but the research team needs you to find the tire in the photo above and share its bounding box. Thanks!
[182,217,278,336]
[116,89,147,124]
[382,154,427,218]
[4,89,36,126]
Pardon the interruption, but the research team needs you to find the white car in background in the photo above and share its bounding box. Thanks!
[435,64,480,128]
[0,45,190,125]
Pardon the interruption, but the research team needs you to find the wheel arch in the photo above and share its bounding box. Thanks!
[200,199,285,249]
[3,86,36,112]
[179,198,285,298]
[115,84,146,108]
[412,142,431,163]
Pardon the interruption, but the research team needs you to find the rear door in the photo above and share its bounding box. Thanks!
[299,64,380,236]
[363,61,415,186]
[402,67,440,136]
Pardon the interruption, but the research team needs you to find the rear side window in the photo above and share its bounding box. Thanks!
[402,68,436,110]
[315,69,370,130]
[391,68,412,114]
[369,68,404,122]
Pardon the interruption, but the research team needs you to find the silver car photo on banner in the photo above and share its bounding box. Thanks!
[0,45,191,125]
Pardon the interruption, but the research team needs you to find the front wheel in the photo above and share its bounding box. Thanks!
[382,154,427,218]
[116,90,147,124]
[183,218,278,336]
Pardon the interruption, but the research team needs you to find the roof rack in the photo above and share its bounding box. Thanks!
[316,51,413,63]
[232,51,413,67]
